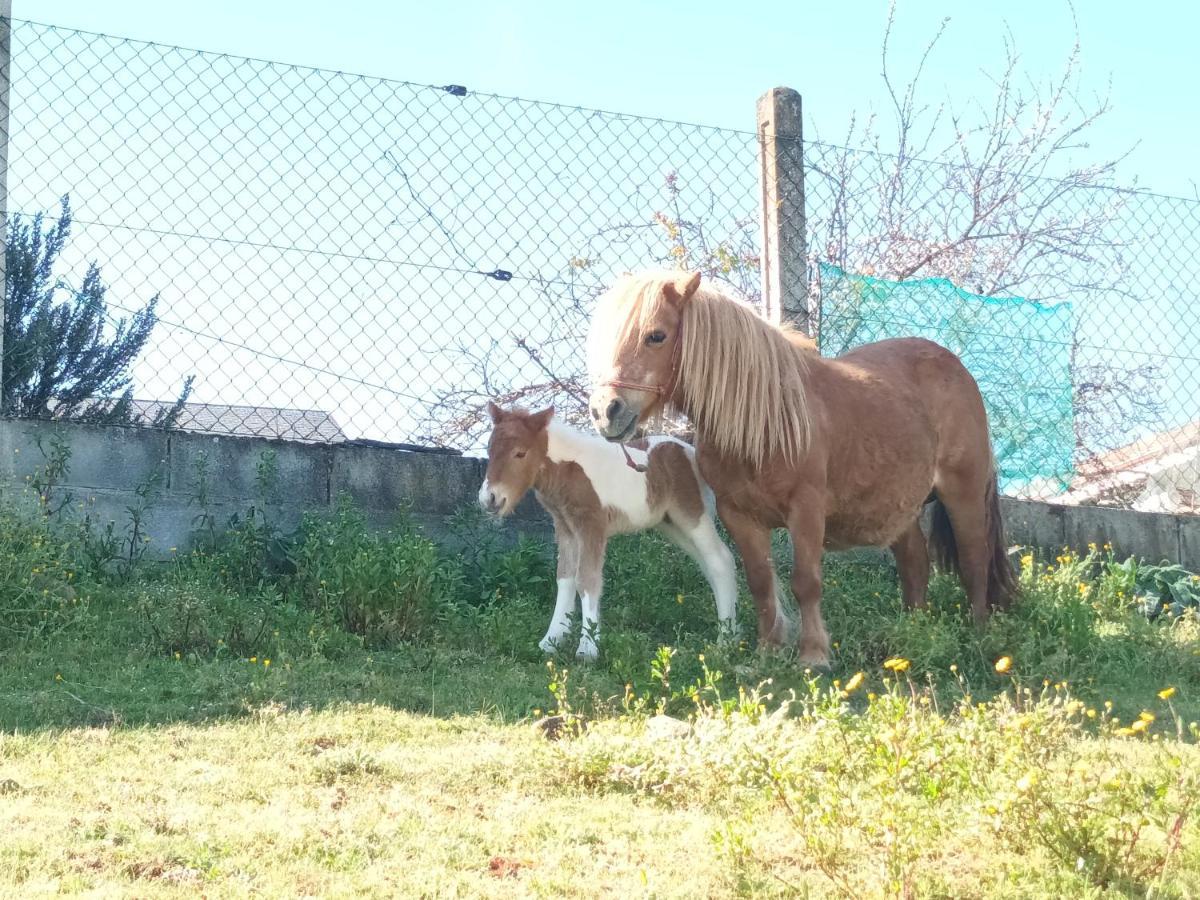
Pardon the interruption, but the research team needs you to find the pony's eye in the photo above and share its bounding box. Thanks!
[514,450,527,459]
[646,330,667,345]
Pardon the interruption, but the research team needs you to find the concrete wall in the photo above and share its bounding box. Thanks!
[0,418,1196,569]
[0,419,548,557]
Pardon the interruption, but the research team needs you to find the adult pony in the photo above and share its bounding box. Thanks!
[586,270,1016,667]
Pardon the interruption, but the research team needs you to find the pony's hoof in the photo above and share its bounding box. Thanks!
[575,646,599,663]
[797,645,833,673]
[538,636,561,654]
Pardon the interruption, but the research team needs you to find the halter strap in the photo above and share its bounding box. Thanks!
[599,317,685,401]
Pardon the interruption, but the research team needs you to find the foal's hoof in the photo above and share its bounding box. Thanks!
[538,637,558,654]
[575,645,599,664]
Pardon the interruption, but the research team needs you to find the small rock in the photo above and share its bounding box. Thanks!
[645,714,690,741]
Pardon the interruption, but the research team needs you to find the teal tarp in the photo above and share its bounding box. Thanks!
[817,263,1075,494]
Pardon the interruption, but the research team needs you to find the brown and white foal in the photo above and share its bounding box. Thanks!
[478,403,737,660]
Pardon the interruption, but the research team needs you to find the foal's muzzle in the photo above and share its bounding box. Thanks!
[477,480,510,516]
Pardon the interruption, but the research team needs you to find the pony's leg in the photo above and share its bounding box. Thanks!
[787,501,831,669]
[890,518,930,611]
[936,479,991,627]
[719,504,788,647]
[574,531,607,662]
[539,518,579,654]
[659,518,738,638]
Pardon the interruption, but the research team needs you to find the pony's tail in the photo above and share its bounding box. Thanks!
[770,571,800,644]
[928,472,1019,612]
[984,473,1019,611]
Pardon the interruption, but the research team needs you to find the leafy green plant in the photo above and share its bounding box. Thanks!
[1107,556,1200,620]
[290,496,460,646]
[442,505,552,605]
[0,508,86,643]
[30,430,73,519]
[136,578,276,657]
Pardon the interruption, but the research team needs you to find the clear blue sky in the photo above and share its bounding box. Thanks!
[23,0,1199,197]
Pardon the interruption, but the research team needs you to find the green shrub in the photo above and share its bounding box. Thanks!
[136,578,278,657]
[0,508,88,642]
[289,496,460,647]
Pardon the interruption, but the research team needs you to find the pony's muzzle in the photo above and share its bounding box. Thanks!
[588,389,638,441]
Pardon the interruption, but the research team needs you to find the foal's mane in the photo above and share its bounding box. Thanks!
[594,272,815,467]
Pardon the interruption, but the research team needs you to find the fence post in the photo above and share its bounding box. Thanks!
[0,0,10,400]
[756,86,810,334]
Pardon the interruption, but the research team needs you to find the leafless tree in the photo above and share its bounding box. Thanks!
[805,2,1160,473]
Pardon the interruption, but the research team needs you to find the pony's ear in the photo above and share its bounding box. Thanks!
[529,406,555,430]
[663,271,702,306]
[486,401,504,423]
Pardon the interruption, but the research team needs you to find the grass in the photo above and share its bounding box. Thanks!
[2,485,1200,897]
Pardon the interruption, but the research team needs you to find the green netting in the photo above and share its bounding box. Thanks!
[818,263,1075,495]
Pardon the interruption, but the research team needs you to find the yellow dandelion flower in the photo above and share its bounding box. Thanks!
[1115,726,1135,737]
[883,657,910,673]
[994,656,1012,674]
[844,672,865,694]
[1138,711,1155,723]
[1159,687,1176,700]
[949,663,958,673]
[250,656,257,663]
[1020,553,1033,569]
[676,593,684,604]
[1086,709,1097,719]
[264,658,271,668]
[54,673,62,682]
[1131,719,1149,733]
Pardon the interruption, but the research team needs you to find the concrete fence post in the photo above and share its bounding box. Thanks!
[0,0,11,403]
[756,86,811,334]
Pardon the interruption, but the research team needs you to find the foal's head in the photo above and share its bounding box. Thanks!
[478,402,554,516]
[586,270,701,442]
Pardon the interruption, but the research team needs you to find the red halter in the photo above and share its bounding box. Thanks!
[600,317,685,401]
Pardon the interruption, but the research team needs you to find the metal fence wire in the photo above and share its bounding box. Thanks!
[2,18,1199,514]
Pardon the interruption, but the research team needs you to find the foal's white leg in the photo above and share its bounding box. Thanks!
[660,518,739,639]
[539,575,578,654]
[574,536,607,662]
[540,519,580,654]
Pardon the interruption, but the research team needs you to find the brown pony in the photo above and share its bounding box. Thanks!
[586,270,1016,667]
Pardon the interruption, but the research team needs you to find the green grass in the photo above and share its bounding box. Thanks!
[2,495,1200,897]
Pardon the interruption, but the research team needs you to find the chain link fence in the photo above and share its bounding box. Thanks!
[1,17,765,452]
[2,17,1198,513]
[803,142,1200,514]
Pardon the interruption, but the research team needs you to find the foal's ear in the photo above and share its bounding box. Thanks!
[529,405,555,431]
[486,401,504,423]
[662,271,702,306]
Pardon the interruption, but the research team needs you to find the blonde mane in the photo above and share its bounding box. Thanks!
[590,271,816,467]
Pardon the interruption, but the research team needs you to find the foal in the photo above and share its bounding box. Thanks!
[478,402,737,660]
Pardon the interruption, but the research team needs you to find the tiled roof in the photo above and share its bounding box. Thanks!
[1054,420,1200,512]
[129,400,346,443]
